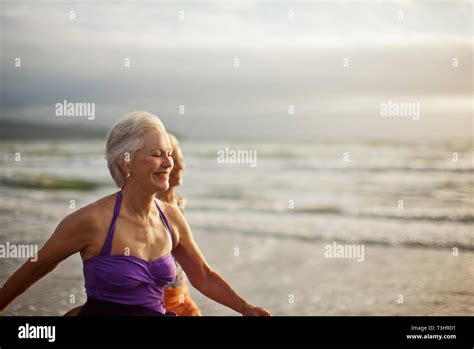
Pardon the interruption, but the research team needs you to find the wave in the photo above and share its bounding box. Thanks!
[185,154,473,173]
[0,175,103,191]
[290,165,473,174]
[198,226,474,252]
[356,212,474,224]
[294,207,474,224]
[190,204,474,224]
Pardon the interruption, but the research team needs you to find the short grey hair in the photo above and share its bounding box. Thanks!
[106,111,166,187]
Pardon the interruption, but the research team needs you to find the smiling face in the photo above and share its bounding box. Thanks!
[169,144,185,188]
[125,129,174,192]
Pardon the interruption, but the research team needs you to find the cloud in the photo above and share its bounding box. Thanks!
[1,1,472,140]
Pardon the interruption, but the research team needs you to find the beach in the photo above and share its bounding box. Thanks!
[0,139,472,316]
[190,232,474,316]
[2,230,473,316]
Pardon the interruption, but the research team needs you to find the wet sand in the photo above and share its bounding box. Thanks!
[1,229,473,316]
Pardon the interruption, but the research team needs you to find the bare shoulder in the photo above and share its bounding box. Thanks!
[58,192,117,236]
[38,192,119,261]
[159,200,183,220]
[158,200,186,247]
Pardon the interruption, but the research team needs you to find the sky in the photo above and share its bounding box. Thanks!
[0,0,472,141]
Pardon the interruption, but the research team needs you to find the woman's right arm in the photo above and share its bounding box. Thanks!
[0,208,94,313]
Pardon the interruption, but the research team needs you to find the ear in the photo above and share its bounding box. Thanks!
[119,162,131,175]
[118,152,132,174]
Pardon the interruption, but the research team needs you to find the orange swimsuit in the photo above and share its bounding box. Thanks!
[164,285,202,316]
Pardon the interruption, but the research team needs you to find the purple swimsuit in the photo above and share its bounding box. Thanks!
[78,190,177,316]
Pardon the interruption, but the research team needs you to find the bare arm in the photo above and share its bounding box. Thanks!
[168,206,270,316]
[0,210,92,313]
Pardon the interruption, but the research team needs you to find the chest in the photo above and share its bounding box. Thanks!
[109,215,172,259]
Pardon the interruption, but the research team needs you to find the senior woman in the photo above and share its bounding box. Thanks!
[0,111,271,316]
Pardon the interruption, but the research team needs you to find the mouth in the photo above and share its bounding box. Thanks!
[154,171,170,180]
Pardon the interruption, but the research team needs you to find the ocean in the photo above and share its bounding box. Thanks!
[0,138,472,315]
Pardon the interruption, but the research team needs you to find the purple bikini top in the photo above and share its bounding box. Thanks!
[83,190,176,314]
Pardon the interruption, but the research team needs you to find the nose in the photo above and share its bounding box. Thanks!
[163,153,173,169]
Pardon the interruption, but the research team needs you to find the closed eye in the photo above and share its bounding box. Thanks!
[150,148,173,157]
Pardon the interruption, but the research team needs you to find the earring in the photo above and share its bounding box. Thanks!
[126,172,131,178]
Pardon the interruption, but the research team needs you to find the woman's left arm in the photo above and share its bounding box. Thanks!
[168,206,271,316]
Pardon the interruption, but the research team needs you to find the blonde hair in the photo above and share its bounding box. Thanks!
[168,132,179,150]
[106,111,166,187]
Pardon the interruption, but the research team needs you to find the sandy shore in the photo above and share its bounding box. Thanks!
[1,228,473,316]
[190,230,474,316]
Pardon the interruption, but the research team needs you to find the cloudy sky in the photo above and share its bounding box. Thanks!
[1,0,472,141]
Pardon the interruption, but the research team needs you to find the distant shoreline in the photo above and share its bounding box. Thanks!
[0,120,107,140]
[0,119,471,144]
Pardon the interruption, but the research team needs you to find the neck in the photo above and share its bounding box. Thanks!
[121,183,157,222]
[160,187,175,204]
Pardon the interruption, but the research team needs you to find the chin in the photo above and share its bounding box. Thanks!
[152,180,169,192]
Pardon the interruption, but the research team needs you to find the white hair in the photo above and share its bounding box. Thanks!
[106,111,166,187]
